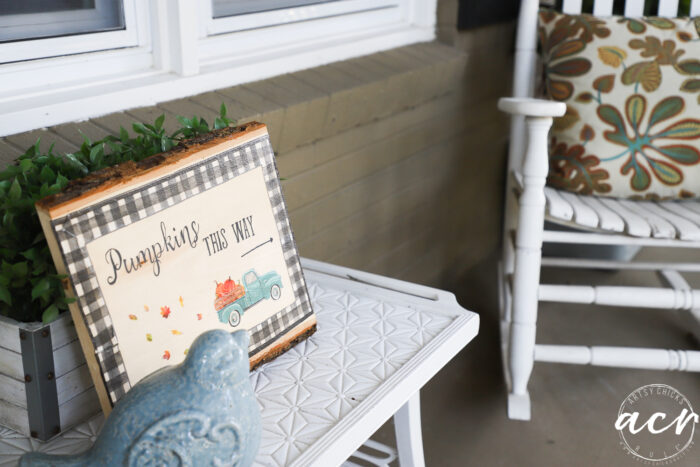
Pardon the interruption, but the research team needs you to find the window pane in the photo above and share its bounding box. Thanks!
[0,0,125,43]
[212,0,340,18]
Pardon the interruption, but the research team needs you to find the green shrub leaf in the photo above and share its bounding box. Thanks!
[39,165,56,184]
[42,305,59,323]
[31,277,51,301]
[8,178,21,200]
[155,114,165,130]
[12,261,28,277]
[0,285,11,306]
[89,144,104,165]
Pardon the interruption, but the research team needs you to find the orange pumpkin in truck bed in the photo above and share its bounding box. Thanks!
[214,278,246,311]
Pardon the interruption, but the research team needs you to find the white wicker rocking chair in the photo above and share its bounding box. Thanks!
[499,0,700,420]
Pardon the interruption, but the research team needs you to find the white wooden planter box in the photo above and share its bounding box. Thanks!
[0,312,100,440]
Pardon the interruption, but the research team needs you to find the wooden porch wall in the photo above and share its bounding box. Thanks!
[0,20,514,288]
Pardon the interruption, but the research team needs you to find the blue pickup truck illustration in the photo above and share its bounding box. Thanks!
[214,269,283,327]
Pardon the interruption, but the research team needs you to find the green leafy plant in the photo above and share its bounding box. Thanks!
[0,104,235,324]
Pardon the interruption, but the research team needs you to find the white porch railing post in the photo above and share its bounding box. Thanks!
[508,115,552,421]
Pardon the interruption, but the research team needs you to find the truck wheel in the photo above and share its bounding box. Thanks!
[228,310,241,327]
[270,284,281,300]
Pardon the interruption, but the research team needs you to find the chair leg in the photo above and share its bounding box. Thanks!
[508,252,540,421]
[508,319,537,420]
[394,392,425,467]
[506,116,552,421]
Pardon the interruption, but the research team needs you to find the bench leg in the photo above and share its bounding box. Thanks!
[394,392,425,467]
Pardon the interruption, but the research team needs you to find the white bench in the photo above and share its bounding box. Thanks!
[0,259,479,466]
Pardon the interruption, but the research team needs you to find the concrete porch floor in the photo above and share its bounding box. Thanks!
[371,247,700,466]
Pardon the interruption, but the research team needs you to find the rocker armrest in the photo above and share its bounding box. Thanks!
[498,97,566,118]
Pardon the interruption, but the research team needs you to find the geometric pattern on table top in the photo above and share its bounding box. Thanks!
[0,279,456,466]
[251,281,457,466]
[0,416,104,467]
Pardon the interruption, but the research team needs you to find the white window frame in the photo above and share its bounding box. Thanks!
[0,0,437,137]
[0,0,145,64]
[200,0,401,36]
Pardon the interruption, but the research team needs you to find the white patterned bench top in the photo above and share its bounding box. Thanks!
[0,259,479,467]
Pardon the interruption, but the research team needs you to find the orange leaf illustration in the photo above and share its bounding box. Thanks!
[162,350,171,360]
[128,314,138,320]
[197,313,202,321]
[184,348,189,355]
[144,305,149,312]
[146,334,152,342]
[160,306,171,318]
[171,330,182,335]
[179,296,184,307]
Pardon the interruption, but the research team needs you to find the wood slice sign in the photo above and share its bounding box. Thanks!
[35,123,315,414]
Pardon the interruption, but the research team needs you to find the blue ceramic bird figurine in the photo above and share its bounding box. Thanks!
[20,329,261,466]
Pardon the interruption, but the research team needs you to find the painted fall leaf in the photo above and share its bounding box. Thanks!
[644,17,677,30]
[598,46,626,68]
[179,296,184,307]
[128,314,138,320]
[618,16,675,34]
[550,39,586,60]
[575,92,595,103]
[144,305,149,312]
[593,74,615,93]
[618,17,646,34]
[678,31,694,42]
[146,333,152,342]
[171,330,183,335]
[621,61,661,92]
[553,106,580,132]
[197,313,202,321]
[548,139,611,195]
[160,306,171,318]
[545,58,592,100]
[629,37,681,65]
[162,350,171,360]
[680,79,700,98]
[676,59,700,76]
[580,125,595,142]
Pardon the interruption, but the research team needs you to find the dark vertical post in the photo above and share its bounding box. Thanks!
[20,325,60,441]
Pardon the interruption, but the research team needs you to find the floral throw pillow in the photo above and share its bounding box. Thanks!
[539,10,700,199]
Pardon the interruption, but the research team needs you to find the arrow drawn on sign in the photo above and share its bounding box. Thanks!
[241,237,273,258]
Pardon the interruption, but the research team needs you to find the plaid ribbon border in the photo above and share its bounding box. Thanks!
[51,135,313,404]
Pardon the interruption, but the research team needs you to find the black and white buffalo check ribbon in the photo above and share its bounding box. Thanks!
[51,135,313,404]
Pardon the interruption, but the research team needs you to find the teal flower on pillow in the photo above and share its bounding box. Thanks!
[598,94,700,191]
